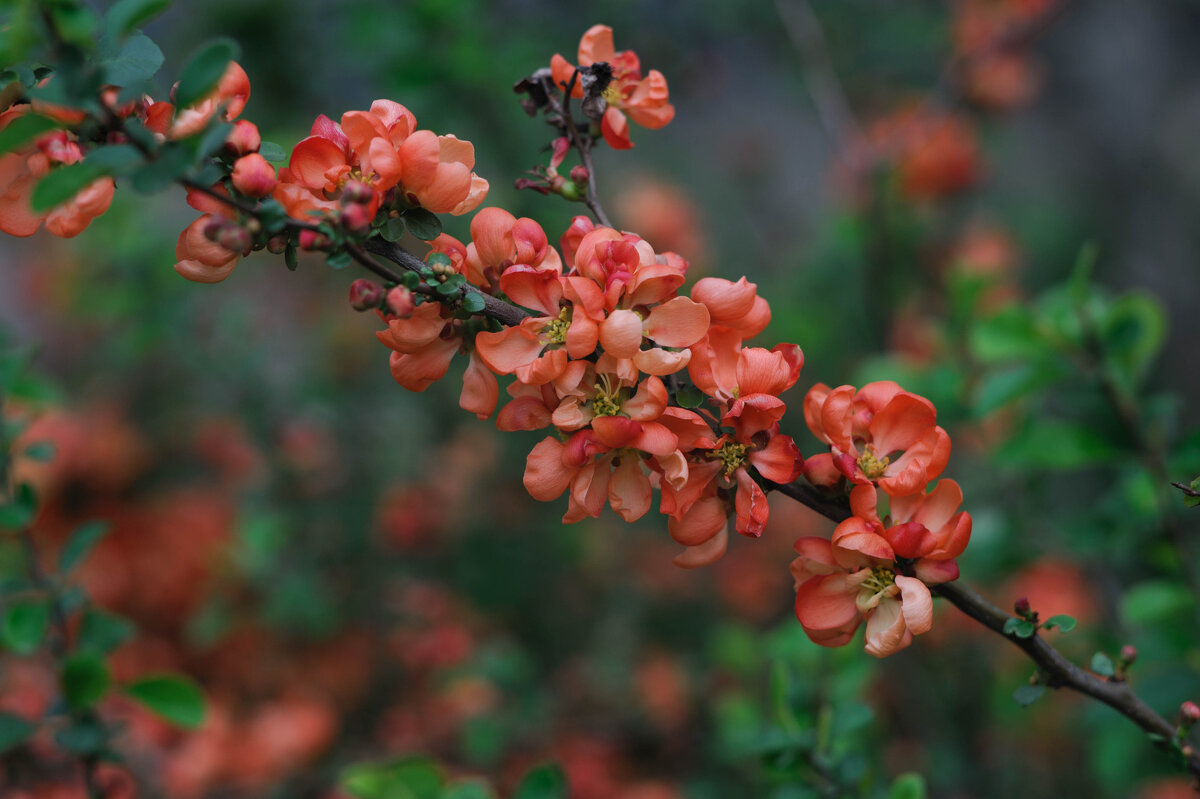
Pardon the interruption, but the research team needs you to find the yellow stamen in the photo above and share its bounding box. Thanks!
[858,446,890,480]
[709,441,749,478]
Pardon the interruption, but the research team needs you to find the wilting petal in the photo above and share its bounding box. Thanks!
[460,350,498,420]
[896,575,933,636]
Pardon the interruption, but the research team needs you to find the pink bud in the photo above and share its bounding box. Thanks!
[202,218,226,242]
[549,136,570,169]
[569,165,589,185]
[267,236,288,254]
[225,119,261,156]
[348,279,383,311]
[341,202,372,233]
[1120,645,1137,664]
[231,153,277,198]
[299,229,332,250]
[1182,701,1200,726]
[386,286,416,318]
[215,225,251,254]
[1013,597,1031,618]
[340,180,375,206]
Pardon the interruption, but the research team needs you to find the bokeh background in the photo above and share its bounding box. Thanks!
[2,1,1200,797]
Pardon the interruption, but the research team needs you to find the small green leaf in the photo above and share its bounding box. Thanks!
[675,386,704,409]
[1041,614,1077,633]
[31,162,106,213]
[77,609,135,656]
[426,252,451,269]
[83,144,145,175]
[22,441,55,462]
[436,279,463,296]
[1185,476,1200,508]
[381,216,406,242]
[461,292,485,313]
[341,756,444,799]
[326,250,353,270]
[888,773,927,799]
[285,242,299,271]
[1003,617,1035,638]
[130,143,192,194]
[1013,683,1045,707]
[99,31,164,87]
[404,208,442,241]
[3,599,49,654]
[62,653,110,709]
[512,764,567,799]
[0,712,35,754]
[59,521,111,574]
[258,141,286,162]
[1091,652,1115,677]
[195,121,233,161]
[125,674,206,729]
[51,5,98,45]
[174,38,241,110]
[105,0,171,38]
[0,501,34,530]
[0,113,60,157]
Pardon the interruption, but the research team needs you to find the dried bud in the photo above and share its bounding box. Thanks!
[1120,644,1138,665]
[1182,701,1200,727]
[348,278,384,311]
[341,202,373,233]
[1013,597,1031,618]
[215,224,252,254]
[226,119,261,156]
[299,229,332,251]
[386,286,416,318]
[340,179,375,206]
[267,235,288,254]
[513,67,553,117]
[231,153,277,198]
[569,165,589,186]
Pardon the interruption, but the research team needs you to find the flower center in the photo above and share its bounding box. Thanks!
[860,566,896,596]
[710,441,749,478]
[858,446,890,480]
[541,308,571,346]
[589,374,624,417]
[601,84,623,108]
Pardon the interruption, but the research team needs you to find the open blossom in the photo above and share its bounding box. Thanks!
[0,109,115,238]
[803,380,950,497]
[145,61,252,140]
[275,100,487,222]
[550,25,675,150]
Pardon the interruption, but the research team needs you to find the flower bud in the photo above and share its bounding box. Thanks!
[348,279,383,311]
[1120,644,1137,665]
[267,235,288,254]
[340,179,375,206]
[202,218,227,242]
[231,153,277,198]
[299,229,332,250]
[215,224,252,254]
[341,202,373,233]
[1182,701,1200,727]
[569,165,589,185]
[1013,596,1031,618]
[386,286,416,318]
[225,119,261,156]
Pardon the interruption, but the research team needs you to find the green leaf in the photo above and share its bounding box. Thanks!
[0,500,34,530]
[512,764,567,799]
[1100,292,1166,388]
[62,653,110,709]
[969,306,1043,363]
[1121,580,1194,625]
[105,0,171,38]
[992,421,1119,470]
[1091,652,1115,677]
[404,208,442,241]
[461,292,485,313]
[195,121,233,161]
[80,143,143,175]
[1041,614,1076,633]
[0,113,60,157]
[1013,683,1045,706]
[341,756,445,799]
[130,143,192,194]
[973,362,1064,417]
[674,386,704,409]
[51,5,98,45]
[77,608,135,656]
[31,162,106,213]
[99,31,164,87]
[175,38,240,110]
[1186,476,1200,509]
[0,712,35,754]
[442,781,497,799]
[436,277,464,296]
[22,441,55,462]
[258,141,286,162]
[426,252,452,269]
[888,773,927,799]
[3,599,48,654]
[381,216,407,242]
[59,520,111,574]
[285,242,299,271]
[1002,617,1035,638]
[326,250,353,270]
[125,674,206,729]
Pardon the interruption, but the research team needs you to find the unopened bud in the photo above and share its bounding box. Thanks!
[340,180,375,206]
[569,165,589,185]
[299,229,332,251]
[1182,701,1200,726]
[225,119,261,156]
[1013,597,1031,618]
[231,153,278,198]
[1120,645,1137,665]
[348,279,383,311]
[341,202,373,233]
[202,218,226,242]
[267,235,288,254]
[386,286,416,318]
[215,224,252,254]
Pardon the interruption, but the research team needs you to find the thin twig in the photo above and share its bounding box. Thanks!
[543,70,613,228]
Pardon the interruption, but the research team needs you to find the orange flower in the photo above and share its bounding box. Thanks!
[173,214,241,283]
[144,61,251,140]
[550,25,675,150]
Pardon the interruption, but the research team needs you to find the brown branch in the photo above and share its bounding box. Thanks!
[541,70,613,228]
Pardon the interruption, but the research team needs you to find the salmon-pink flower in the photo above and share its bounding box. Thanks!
[174,214,240,284]
[550,25,675,150]
[690,277,772,341]
[846,481,972,584]
[231,153,277,197]
[804,380,950,497]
